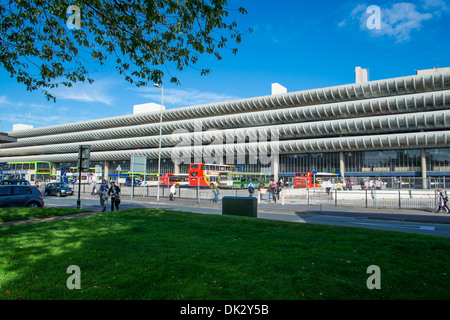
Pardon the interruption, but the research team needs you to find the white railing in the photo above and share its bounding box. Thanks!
[72,184,443,212]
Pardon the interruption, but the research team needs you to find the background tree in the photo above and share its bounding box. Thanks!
[0,0,251,101]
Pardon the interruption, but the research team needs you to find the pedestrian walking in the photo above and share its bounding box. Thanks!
[277,179,284,200]
[210,183,220,203]
[169,183,176,201]
[108,181,121,211]
[268,181,274,202]
[436,188,449,213]
[325,180,331,195]
[90,181,97,195]
[275,182,282,201]
[248,181,255,197]
[375,179,381,190]
[369,179,374,190]
[99,179,109,212]
[271,182,278,203]
[258,181,266,201]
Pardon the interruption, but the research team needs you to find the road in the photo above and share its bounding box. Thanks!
[257,211,450,238]
[42,194,450,238]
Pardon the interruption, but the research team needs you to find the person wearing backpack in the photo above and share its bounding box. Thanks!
[436,189,449,213]
[99,179,109,212]
[210,183,220,203]
[248,181,255,197]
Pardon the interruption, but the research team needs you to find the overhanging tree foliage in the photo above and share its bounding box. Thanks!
[0,0,251,101]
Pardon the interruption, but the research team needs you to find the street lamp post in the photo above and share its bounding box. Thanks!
[154,83,163,201]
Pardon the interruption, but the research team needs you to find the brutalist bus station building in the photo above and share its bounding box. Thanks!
[1,67,449,189]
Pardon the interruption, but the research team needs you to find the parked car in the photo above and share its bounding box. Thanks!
[44,182,74,197]
[0,179,31,186]
[0,185,44,208]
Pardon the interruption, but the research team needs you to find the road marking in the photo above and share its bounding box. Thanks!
[353,221,435,231]
[419,226,435,231]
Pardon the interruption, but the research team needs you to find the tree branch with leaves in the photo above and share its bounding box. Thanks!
[0,0,251,101]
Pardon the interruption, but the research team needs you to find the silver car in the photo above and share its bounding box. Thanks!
[0,185,45,208]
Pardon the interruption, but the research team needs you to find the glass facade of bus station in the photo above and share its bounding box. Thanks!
[279,148,450,173]
[80,147,450,189]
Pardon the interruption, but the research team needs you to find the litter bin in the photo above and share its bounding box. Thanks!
[222,196,257,218]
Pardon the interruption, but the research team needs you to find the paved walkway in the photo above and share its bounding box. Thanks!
[1,194,449,227]
[0,211,99,227]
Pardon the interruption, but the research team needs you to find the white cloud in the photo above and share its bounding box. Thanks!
[132,87,239,107]
[380,3,432,41]
[0,93,93,132]
[0,95,8,105]
[49,79,115,105]
[1,108,95,132]
[421,0,449,11]
[340,1,449,42]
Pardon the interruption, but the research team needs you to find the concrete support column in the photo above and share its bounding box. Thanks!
[339,151,345,179]
[51,163,58,175]
[273,153,279,182]
[421,148,427,189]
[104,161,110,181]
[174,162,180,175]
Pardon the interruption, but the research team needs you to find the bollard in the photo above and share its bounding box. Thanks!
[365,189,368,208]
[373,189,377,208]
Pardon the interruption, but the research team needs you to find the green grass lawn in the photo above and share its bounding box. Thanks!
[0,208,449,300]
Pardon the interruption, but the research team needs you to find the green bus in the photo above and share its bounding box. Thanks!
[0,161,52,183]
[218,172,272,189]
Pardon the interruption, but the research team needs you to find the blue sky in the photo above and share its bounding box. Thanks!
[1,0,449,132]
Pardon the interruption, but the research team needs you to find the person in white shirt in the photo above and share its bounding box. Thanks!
[170,184,176,201]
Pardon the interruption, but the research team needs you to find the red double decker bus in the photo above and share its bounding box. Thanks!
[294,171,341,188]
[189,163,241,187]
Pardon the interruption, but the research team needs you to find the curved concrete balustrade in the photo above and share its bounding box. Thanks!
[6,71,450,139]
[1,130,449,163]
[0,110,449,158]
[1,90,449,150]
